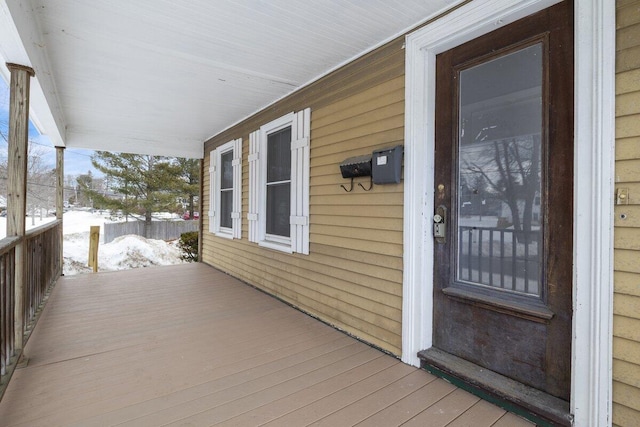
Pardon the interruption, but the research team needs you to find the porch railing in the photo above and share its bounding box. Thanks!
[24,220,62,338]
[0,220,62,394]
[0,237,19,376]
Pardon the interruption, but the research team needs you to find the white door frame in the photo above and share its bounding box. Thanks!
[402,0,615,425]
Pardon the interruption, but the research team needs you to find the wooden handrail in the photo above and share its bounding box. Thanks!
[1,220,63,400]
[0,236,20,256]
[25,219,62,238]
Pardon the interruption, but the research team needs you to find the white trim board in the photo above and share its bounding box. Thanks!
[402,0,614,426]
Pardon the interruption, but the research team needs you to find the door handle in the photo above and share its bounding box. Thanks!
[434,205,447,244]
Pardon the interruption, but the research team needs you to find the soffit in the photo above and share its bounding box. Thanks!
[1,0,460,158]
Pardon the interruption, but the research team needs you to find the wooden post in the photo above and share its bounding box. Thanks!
[56,147,65,272]
[88,226,100,273]
[6,63,35,351]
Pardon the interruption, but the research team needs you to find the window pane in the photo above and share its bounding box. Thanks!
[221,151,233,189]
[266,182,290,237]
[220,189,232,228]
[457,43,543,296]
[267,127,291,183]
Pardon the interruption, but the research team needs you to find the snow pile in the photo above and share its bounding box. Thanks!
[64,233,184,276]
[0,210,187,276]
[61,211,186,276]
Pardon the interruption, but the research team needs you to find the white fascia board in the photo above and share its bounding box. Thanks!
[1,0,66,147]
[66,130,204,159]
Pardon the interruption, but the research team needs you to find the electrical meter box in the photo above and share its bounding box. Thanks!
[372,145,403,184]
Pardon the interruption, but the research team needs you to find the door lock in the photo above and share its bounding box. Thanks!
[433,205,447,243]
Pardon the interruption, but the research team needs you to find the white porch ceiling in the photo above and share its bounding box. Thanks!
[1,0,460,158]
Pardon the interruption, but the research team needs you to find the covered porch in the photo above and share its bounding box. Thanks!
[0,263,531,426]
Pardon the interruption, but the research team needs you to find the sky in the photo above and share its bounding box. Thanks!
[0,78,100,178]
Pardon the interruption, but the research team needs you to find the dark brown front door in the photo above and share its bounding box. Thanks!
[433,1,573,400]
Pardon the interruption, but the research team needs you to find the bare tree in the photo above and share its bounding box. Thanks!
[0,132,56,224]
[464,134,541,242]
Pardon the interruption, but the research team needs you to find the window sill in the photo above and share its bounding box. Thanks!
[258,240,293,254]
[214,231,234,240]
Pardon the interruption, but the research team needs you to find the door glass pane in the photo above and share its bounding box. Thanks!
[457,43,543,296]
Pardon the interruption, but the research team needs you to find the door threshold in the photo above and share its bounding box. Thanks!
[418,348,572,427]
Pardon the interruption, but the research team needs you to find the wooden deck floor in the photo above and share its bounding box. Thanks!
[0,263,532,426]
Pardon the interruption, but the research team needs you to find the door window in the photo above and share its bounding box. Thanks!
[457,43,543,296]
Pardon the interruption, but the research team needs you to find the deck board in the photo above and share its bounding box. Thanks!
[0,263,532,426]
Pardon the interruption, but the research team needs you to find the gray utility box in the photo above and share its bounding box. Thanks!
[372,145,403,184]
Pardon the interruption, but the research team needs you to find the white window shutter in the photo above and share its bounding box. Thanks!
[208,150,217,234]
[232,138,243,239]
[248,130,260,243]
[290,108,311,255]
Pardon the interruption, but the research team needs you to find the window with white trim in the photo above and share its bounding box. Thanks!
[248,108,310,254]
[209,138,242,239]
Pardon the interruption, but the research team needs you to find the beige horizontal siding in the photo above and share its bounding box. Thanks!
[614,382,640,413]
[614,401,640,427]
[615,227,640,250]
[617,22,640,51]
[616,0,640,28]
[614,1,640,424]
[616,136,640,160]
[201,35,407,355]
[617,45,640,72]
[614,315,640,342]
[204,239,403,353]
[616,91,640,116]
[615,271,640,295]
[617,114,640,138]
[616,69,640,95]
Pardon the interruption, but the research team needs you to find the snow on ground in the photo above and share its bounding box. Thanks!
[0,210,187,276]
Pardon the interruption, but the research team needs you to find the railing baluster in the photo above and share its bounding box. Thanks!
[458,227,464,281]
[467,229,473,281]
[524,232,530,294]
[500,231,505,288]
[477,228,483,283]
[489,229,494,287]
[511,232,517,291]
